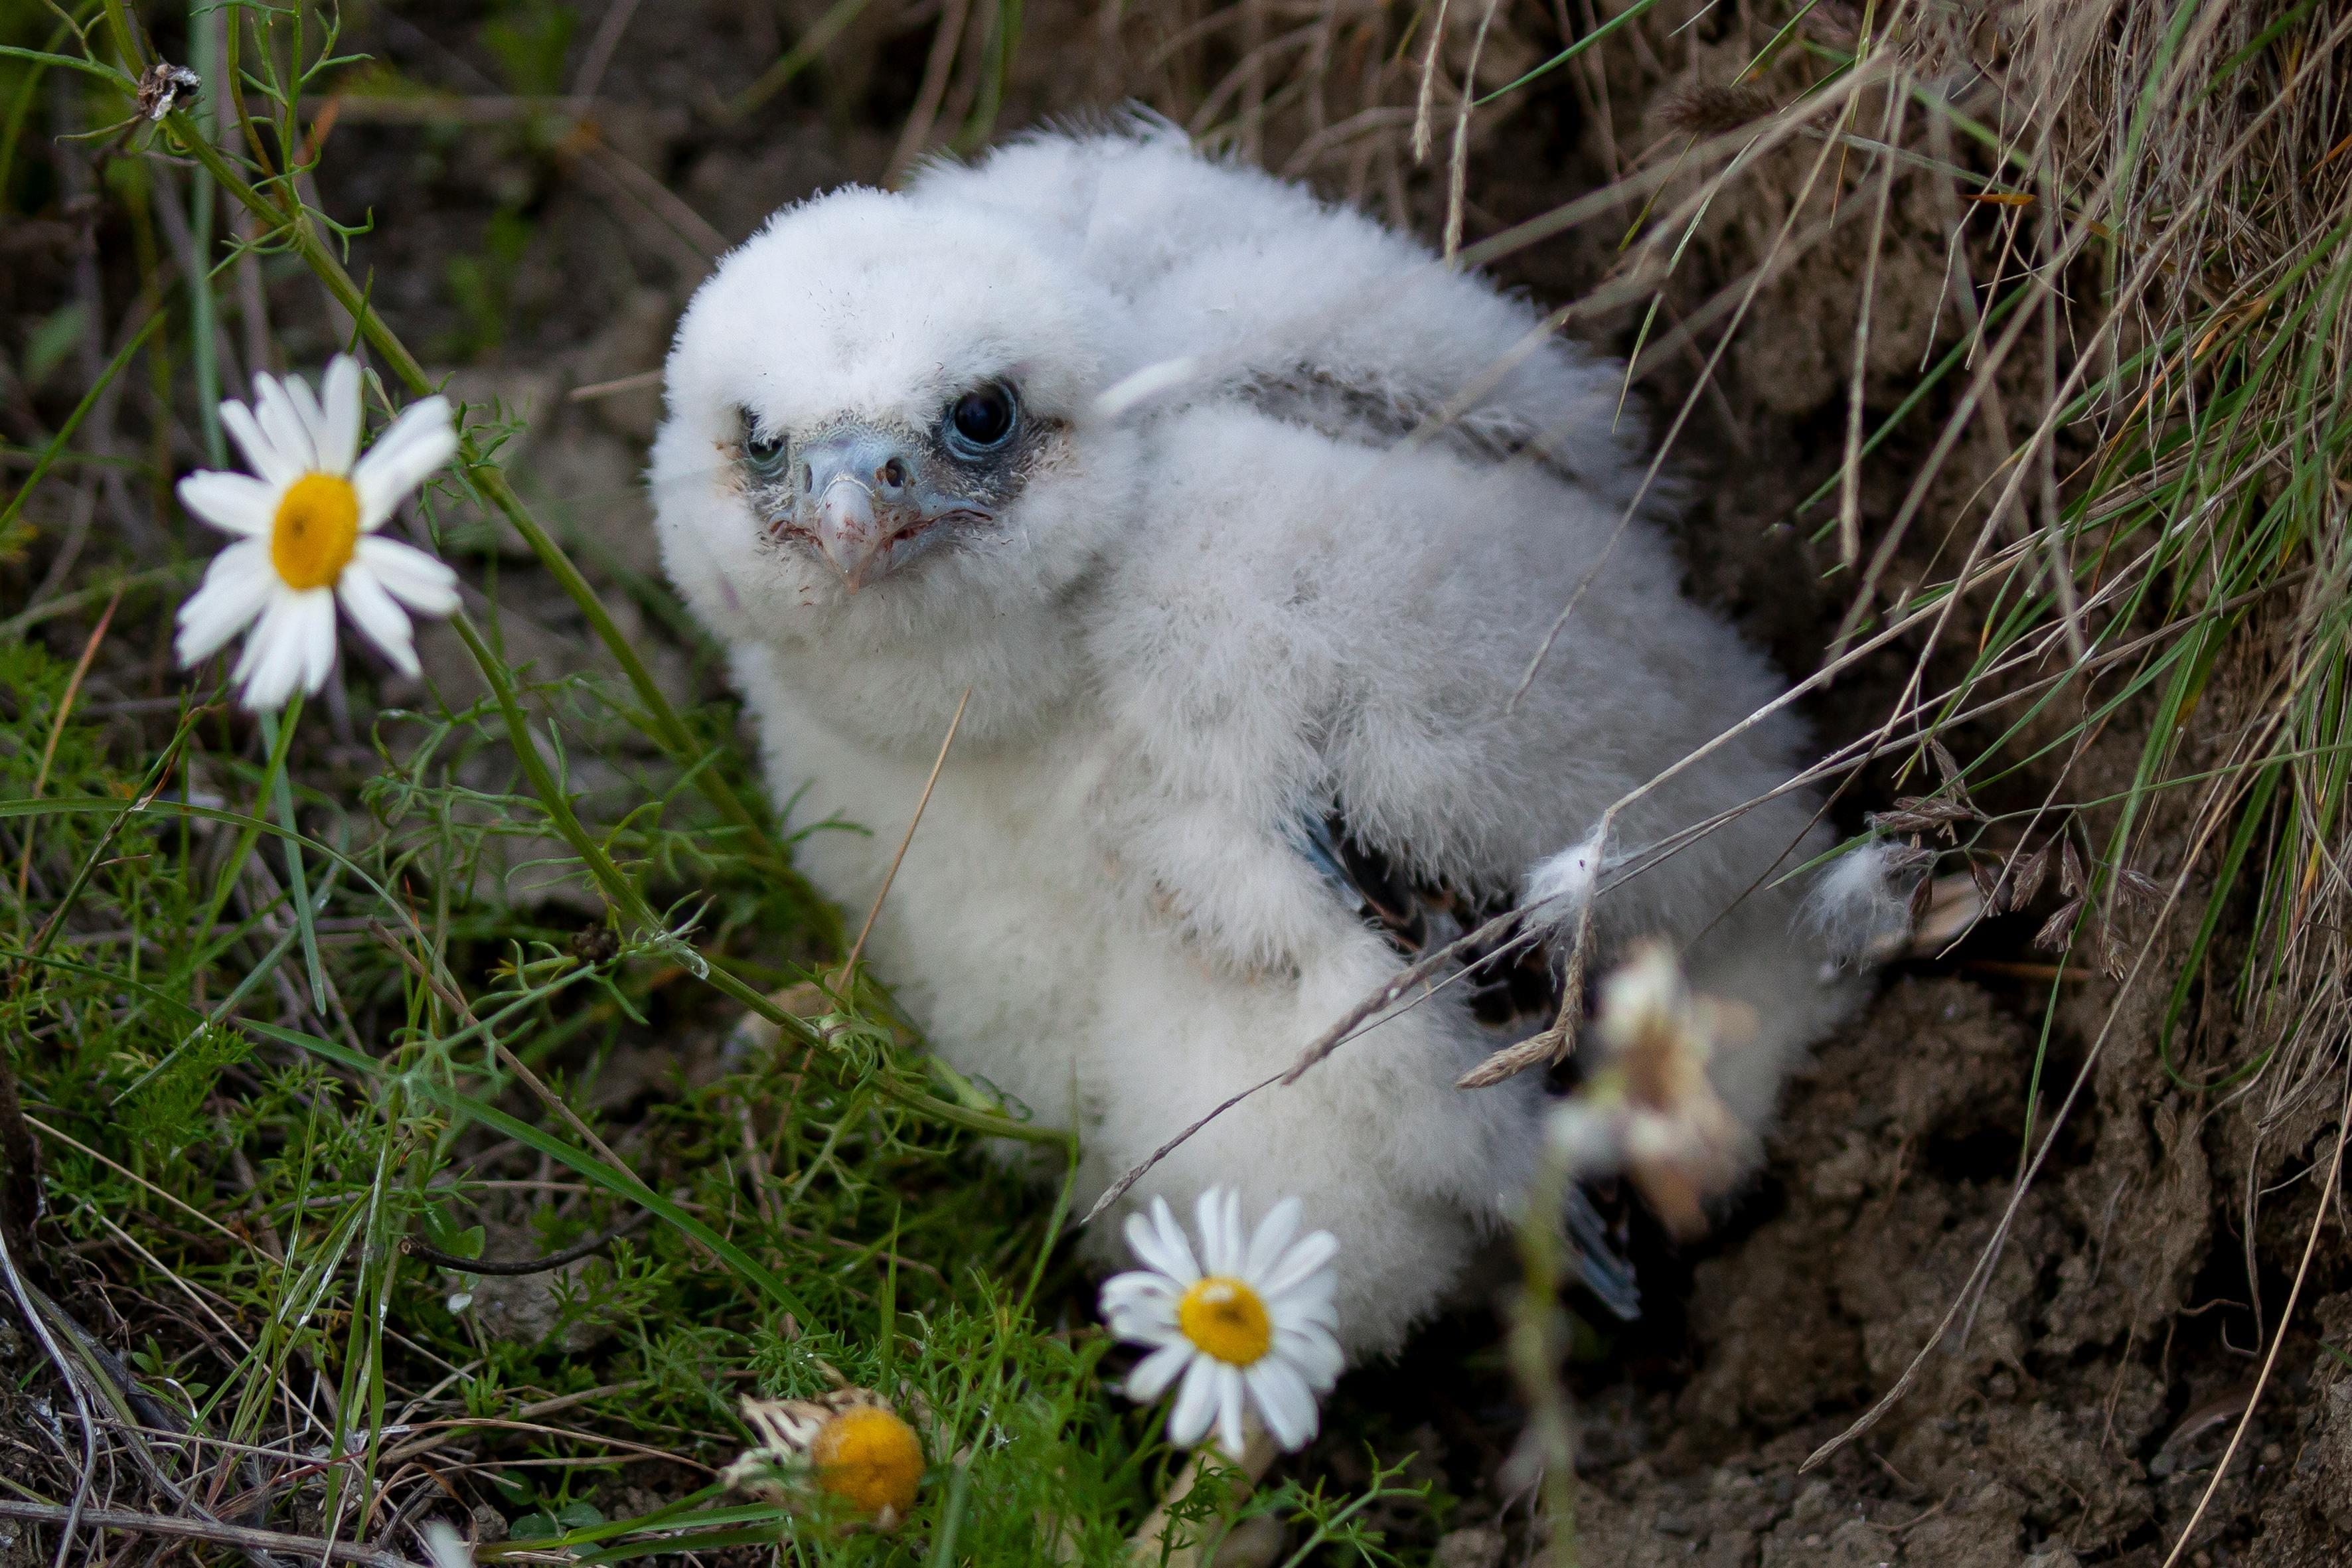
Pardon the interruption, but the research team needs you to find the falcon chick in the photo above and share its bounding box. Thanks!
[650,121,1876,1358]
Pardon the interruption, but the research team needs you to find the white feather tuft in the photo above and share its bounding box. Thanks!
[1521,826,1607,929]
[1804,838,1917,967]
[424,1522,474,1568]
[1091,355,1204,421]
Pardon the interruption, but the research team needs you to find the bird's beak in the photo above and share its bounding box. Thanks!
[795,429,976,592]
[813,475,887,591]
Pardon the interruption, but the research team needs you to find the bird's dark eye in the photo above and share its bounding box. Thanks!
[741,418,789,479]
[944,384,1017,455]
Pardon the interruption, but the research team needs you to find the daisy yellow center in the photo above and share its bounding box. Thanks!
[1177,1275,1272,1366]
[811,1407,923,1518]
[270,472,360,591]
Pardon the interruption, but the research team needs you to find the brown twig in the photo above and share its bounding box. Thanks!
[0,1500,419,1568]
[844,685,972,977]
[888,0,972,181]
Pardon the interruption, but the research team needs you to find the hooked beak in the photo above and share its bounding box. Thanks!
[813,475,888,591]
[791,428,984,591]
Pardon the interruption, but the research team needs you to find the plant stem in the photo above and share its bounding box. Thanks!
[159,109,840,949]
[195,689,303,947]
[187,0,226,464]
[256,704,327,1008]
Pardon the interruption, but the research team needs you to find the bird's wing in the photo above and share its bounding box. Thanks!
[1288,805,1561,1037]
[1091,392,1838,1071]
[1089,401,1835,1308]
[907,124,1643,505]
[1291,802,1643,1319]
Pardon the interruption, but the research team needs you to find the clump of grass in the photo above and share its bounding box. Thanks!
[0,6,1440,1565]
[1446,0,2352,1553]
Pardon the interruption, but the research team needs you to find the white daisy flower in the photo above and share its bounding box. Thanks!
[174,355,461,710]
[1099,1189,1343,1458]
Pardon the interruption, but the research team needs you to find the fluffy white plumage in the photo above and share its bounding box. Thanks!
[649,119,1872,1356]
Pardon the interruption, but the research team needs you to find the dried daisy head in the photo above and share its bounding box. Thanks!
[1547,941,1756,1237]
[724,1389,925,1530]
[137,60,201,122]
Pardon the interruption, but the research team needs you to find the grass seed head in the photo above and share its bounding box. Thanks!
[1652,82,1782,137]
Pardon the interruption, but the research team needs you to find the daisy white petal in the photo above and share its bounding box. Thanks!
[1168,1358,1219,1449]
[221,400,302,485]
[1125,1342,1195,1403]
[1100,1299,1178,1340]
[1099,1268,1179,1306]
[1153,1196,1207,1282]
[252,374,319,473]
[1243,1197,1302,1280]
[1273,1324,1344,1391]
[287,376,332,467]
[317,355,362,474]
[234,592,315,710]
[352,397,457,527]
[1100,1271,1181,1320]
[1110,1318,1189,1353]
[1101,1278,1184,1344]
[1231,1192,1258,1272]
[230,589,285,686]
[175,540,275,664]
[1265,1263,1339,1315]
[1192,1190,1229,1277]
[1121,1212,1180,1285]
[337,561,421,676]
[1127,1198,1200,1285]
[1213,1365,1248,1458]
[176,470,277,537]
[1275,1294,1340,1343]
[354,536,459,614]
[1256,1229,1340,1300]
[1147,1204,1204,1279]
[293,588,339,695]
[1223,1190,1248,1269]
[1243,1359,1318,1450]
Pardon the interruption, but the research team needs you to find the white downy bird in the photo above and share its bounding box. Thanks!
[649,119,1889,1358]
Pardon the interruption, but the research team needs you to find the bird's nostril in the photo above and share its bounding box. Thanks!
[878,457,909,491]
[800,463,813,493]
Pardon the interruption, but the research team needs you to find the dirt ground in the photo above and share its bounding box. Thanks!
[277,2,2349,1561]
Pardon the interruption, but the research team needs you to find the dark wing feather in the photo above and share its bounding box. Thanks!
[1291,801,1641,1320]
[1235,368,1622,496]
[1295,807,1563,1032]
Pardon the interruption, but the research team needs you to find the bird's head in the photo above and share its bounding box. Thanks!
[650,188,1133,654]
